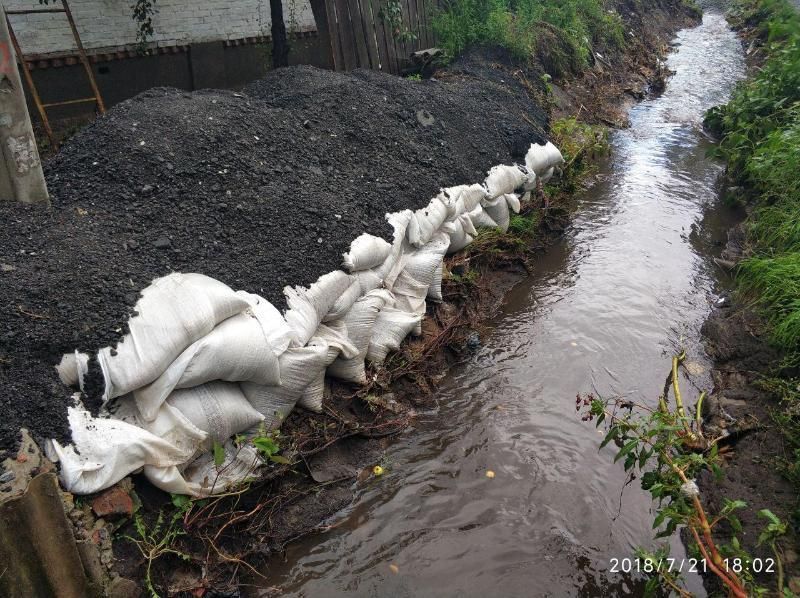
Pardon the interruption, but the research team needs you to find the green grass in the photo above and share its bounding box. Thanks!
[431,0,625,74]
[706,0,800,351]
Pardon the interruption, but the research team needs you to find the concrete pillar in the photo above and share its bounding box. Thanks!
[0,7,49,204]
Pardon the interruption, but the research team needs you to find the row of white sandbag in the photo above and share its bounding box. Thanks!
[47,141,564,496]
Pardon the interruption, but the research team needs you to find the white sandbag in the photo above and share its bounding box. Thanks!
[407,196,449,248]
[354,250,404,295]
[482,195,511,232]
[522,168,537,192]
[48,399,207,495]
[97,273,251,401]
[525,141,564,176]
[366,307,422,365]
[443,218,474,254]
[445,183,487,214]
[56,351,89,390]
[540,166,556,184]
[393,270,429,317]
[328,289,395,384]
[167,382,264,448]
[403,232,450,289]
[469,205,498,230]
[428,262,444,302]
[342,233,392,272]
[144,441,264,497]
[484,164,526,199]
[323,277,363,322]
[284,270,355,346]
[298,321,359,413]
[241,341,330,429]
[505,193,521,214]
[132,293,291,422]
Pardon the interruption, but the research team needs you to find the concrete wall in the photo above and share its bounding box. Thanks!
[6,0,316,56]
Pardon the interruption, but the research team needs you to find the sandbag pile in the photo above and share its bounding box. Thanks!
[46,142,563,497]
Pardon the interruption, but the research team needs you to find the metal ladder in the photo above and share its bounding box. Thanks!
[5,0,105,149]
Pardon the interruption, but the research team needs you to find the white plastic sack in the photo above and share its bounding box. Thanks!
[484,164,526,199]
[323,277,363,322]
[403,232,450,289]
[327,289,395,384]
[525,141,564,176]
[284,270,355,346]
[354,250,404,295]
[241,341,330,429]
[56,351,89,390]
[166,382,264,448]
[407,196,449,248]
[468,205,498,230]
[366,307,422,365]
[144,441,264,497]
[133,293,292,422]
[342,233,392,272]
[48,398,207,495]
[428,262,444,303]
[298,321,359,413]
[445,183,487,215]
[540,166,556,184]
[482,195,511,232]
[505,193,521,214]
[393,270,428,318]
[443,216,475,254]
[97,273,251,401]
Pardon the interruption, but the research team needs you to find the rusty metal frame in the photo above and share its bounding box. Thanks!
[5,0,105,150]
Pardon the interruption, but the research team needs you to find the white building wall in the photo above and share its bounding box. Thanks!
[6,0,316,56]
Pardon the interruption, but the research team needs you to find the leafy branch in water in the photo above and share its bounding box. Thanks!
[577,353,792,597]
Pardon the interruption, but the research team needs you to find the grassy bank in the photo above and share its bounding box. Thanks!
[705,0,800,497]
[432,0,627,75]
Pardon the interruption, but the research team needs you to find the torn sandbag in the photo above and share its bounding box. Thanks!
[56,351,89,390]
[366,307,422,365]
[298,321,359,413]
[469,205,498,230]
[166,381,264,448]
[241,341,330,429]
[327,289,395,384]
[133,293,292,422]
[284,270,355,346]
[484,164,526,199]
[407,196,449,248]
[144,441,265,497]
[97,273,251,401]
[482,195,511,232]
[342,233,392,272]
[47,399,207,495]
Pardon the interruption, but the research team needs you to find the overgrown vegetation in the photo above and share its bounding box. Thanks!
[580,353,793,597]
[705,0,800,350]
[431,0,625,74]
[704,0,800,497]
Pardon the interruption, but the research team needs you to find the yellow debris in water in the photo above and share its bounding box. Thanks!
[389,564,400,574]
[570,342,577,347]
[485,470,495,478]
[373,465,385,476]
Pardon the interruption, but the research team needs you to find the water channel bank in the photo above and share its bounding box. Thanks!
[251,8,754,597]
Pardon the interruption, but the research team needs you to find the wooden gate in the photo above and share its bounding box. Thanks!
[310,0,443,75]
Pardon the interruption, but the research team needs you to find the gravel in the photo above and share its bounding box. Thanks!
[0,51,547,453]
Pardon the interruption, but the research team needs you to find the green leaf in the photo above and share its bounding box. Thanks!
[253,436,280,456]
[758,508,781,526]
[614,439,638,463]
[269,455,291,465]
[171,494,190,509]
[213,440,225,467]
[599,426,619,449]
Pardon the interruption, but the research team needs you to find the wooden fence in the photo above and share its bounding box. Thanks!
[310,0,445,75]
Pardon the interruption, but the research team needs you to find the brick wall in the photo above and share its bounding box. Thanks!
[6,0,317,57]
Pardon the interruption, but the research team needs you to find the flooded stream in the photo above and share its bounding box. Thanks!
[260,9,746,596]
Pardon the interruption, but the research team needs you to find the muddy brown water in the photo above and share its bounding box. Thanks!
[257,11,745,597]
